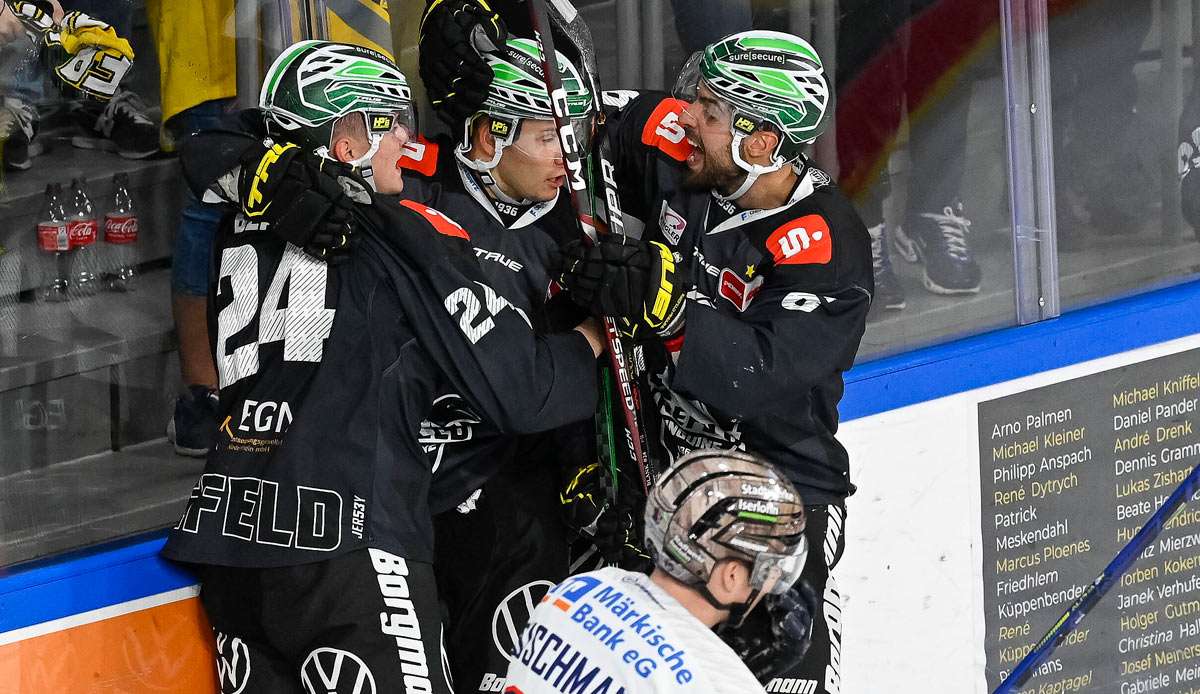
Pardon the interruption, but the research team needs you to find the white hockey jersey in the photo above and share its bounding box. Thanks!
[502,567,764,694]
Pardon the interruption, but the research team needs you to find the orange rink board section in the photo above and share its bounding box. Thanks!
[0,593,217,693]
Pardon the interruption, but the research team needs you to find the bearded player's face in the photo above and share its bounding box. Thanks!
[677,84,745,196]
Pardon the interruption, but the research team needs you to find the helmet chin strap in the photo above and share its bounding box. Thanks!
[454,121,535,206]
[317,124,383,191]
[697,583,767,629]
[714,131,786,202]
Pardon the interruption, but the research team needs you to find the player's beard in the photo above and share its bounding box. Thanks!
[682,142,747,197]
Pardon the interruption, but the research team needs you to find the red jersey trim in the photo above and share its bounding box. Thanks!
[399,200,470,240]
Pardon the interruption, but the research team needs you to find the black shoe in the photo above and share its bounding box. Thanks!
[71,90,159,159]
[867,223,905,320]
[166,385,219,457]
[897,201,982,294]
[0,96,42,171]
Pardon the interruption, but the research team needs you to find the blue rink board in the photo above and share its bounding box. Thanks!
[3,279,1200,634]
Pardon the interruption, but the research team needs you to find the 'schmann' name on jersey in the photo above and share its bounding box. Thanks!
[514,623,627,694]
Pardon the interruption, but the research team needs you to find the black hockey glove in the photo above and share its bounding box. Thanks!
[419,0,507,127]
[594,505,654,573]
[238,141,356,263]
[719,580,819,682]
[560,461,610,538]
[560,236,687,341]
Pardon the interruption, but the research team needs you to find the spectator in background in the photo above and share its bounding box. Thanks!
[0,0,61,170]
[145,0,236,456]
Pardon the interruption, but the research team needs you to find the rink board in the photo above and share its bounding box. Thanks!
[2,279,1200,692]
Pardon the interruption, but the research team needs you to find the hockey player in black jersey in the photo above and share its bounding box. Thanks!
[398,37,603,691]
[421,9,872,693]
[160,41,604,694]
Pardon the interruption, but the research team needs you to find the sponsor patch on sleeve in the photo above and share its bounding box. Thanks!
[640,98,692,162]
[400,200,470,240]
[766,214,833,266]
[398,135,439,177]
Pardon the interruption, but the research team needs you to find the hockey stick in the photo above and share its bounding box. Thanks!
[525,0,657,495]
[994,460,1200,693]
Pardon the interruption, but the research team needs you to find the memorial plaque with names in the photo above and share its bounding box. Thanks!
[979,347,1200,693]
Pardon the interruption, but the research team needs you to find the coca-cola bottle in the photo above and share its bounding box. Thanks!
[66,177,100,297]
[104,173,138,291]
[36,183,70,302]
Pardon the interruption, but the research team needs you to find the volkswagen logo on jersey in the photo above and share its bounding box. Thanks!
[419,394,482,472]
[300,647,377,694]
[493,580,556,663]
[214,631,251,694]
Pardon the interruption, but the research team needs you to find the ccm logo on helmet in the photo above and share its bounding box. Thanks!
[767,215,832,265]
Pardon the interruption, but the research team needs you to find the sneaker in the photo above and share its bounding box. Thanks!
[867,223,905,319]
[71,90,159,159]
[166,385,219,457]
[896,201,982,294]
[0,96,42,170]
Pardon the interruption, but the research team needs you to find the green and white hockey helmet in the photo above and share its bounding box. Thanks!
[674,30,830,197]
[259,40,417,168]
[458,37,594,171]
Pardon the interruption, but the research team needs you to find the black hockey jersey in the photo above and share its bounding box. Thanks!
[162,179,598,568]
[397,134,591,512]
[602,92,874,504]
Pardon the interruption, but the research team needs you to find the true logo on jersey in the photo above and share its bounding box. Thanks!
[398,136,439,177]
[400,200,470,239]
[768,215,832,265]
[718,268,764,312]
[641,98,691,162]
[658,201,687,245]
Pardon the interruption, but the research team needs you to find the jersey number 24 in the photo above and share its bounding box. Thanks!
[215,243,335,388]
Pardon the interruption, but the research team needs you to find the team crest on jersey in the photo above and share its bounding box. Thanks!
[658,201,687,244]
[767,215,832,266]
[420,394,481,472]
[718,268,765,312]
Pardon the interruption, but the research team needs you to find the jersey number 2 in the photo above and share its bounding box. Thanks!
[216,244,336,388]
